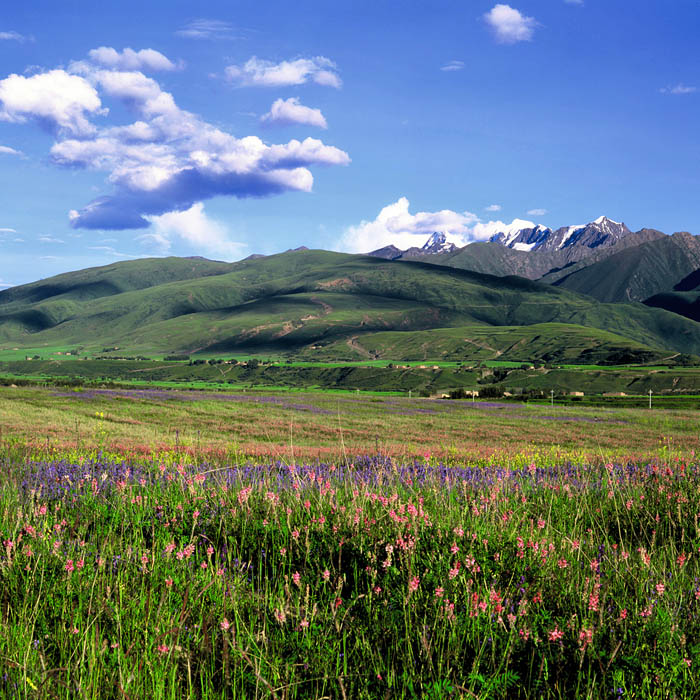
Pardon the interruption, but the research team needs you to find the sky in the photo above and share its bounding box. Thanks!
[1,0,699,286]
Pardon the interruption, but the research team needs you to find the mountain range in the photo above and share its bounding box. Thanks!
[369,216,700,318]
[1,237,700,366]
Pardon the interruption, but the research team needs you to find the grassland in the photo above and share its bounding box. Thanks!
[2,387,700,698]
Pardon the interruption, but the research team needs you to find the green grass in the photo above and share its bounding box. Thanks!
[2,444,700,698]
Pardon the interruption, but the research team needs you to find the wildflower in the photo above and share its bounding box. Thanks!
[619,609,627,620]
[65,559,74,574]
[684,658,692,668]
[557,558,568,568]
[677,552,688,567]
[579,627,593,648]
[71,627,79,635]
[292,571,301,587]
[655,583,665,596]
[165,578,173,588]
[435,587,444,598]
[373,586,382,595]
[200,561,207,570]
[157,644,169,654]
[279,547,287,556]
[549,627,564,642]
[408,576,420,593]
[220,618,231,631]
[274,610,286,624]
[206,545,214,556]
[300,619,309,629]
[450,543,459,555]
[193,510,200,519]
[322,569,330,582]
[537,519,546,530]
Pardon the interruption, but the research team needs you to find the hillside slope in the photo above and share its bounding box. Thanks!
[0,250,699,359]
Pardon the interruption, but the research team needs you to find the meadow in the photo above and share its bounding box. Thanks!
[1,386,700,698]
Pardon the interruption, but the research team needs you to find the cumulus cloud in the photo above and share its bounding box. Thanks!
[0,145,22,156]
[341,198,543,253]
[527,208,548,216]
[0,49,349,231]
[176,19,234,40]
[440,60,464,72]
[660,84,697,95]
[88,47,178,72]
[0,31,25,42]
[0,70,104,136]
[261,97,327,128]
[145,202,244,259]
[225,56,341,88]
[340,197,482,253]
[484,204,502,212]
[484,4,538,44]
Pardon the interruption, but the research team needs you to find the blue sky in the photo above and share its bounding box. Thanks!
[1,0,699,286]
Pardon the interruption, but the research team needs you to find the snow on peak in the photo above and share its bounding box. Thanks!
[421,231,457,253]
[593,215,621,226]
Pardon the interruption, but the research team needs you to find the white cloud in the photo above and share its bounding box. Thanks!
[0,31,25,42]
[39,236,64,243]
[527,208,548,216]
[0,227,16,233]
[261,97,327,129]
[564,0,584,5]
[225,56,341,88]
[146,202,245,259]
[0,70,103,136]
[176,19,234,40]
[0,145,21,156]
[484,4,538,44]
[484,204,502,212]
[0,52,349,230]
[660,84,697,95]
[340,197,482,253]
[440,60,464,72]
[88,47,178,72]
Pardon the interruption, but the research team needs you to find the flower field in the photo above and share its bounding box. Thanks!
[2,440,700,698]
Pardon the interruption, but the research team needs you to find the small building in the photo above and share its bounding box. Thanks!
[603,392,627,397]
[570,391,584,397]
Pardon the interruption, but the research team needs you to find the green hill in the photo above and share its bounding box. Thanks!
[547,232,700,302]
[1,250,699,362]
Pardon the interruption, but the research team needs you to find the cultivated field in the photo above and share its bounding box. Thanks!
[1,386,700,698]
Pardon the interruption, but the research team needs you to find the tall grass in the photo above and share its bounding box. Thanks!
[1,448,699,698]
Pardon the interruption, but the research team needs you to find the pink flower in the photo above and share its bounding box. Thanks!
[157,644,169,654]
[619,608,627,620]
[435,587,444,598]
[193,510,200,519]
[655,583,665,596]
[557,558,568,568]
[408,576,420,593]
[322,569,330,582]
[206,545,214,556]
[165,578,173,588]
[71,626,79,635]
[292,571,301,587]
[373,585,382,595]
[300,619,309,629]
[450,543,459,555]
[220,618,231,631]
[549,627,564,642]
[200,561,207,569]
[65,559,74,573]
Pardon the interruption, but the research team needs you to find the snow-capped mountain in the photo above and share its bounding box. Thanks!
[420,232,457,255]
[489,216,632,253]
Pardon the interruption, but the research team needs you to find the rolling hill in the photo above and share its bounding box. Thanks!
[0,250,699,363]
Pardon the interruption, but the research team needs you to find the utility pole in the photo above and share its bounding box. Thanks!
[550,389,554,407]
[409,389,412,399]
[648,389,652,409]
